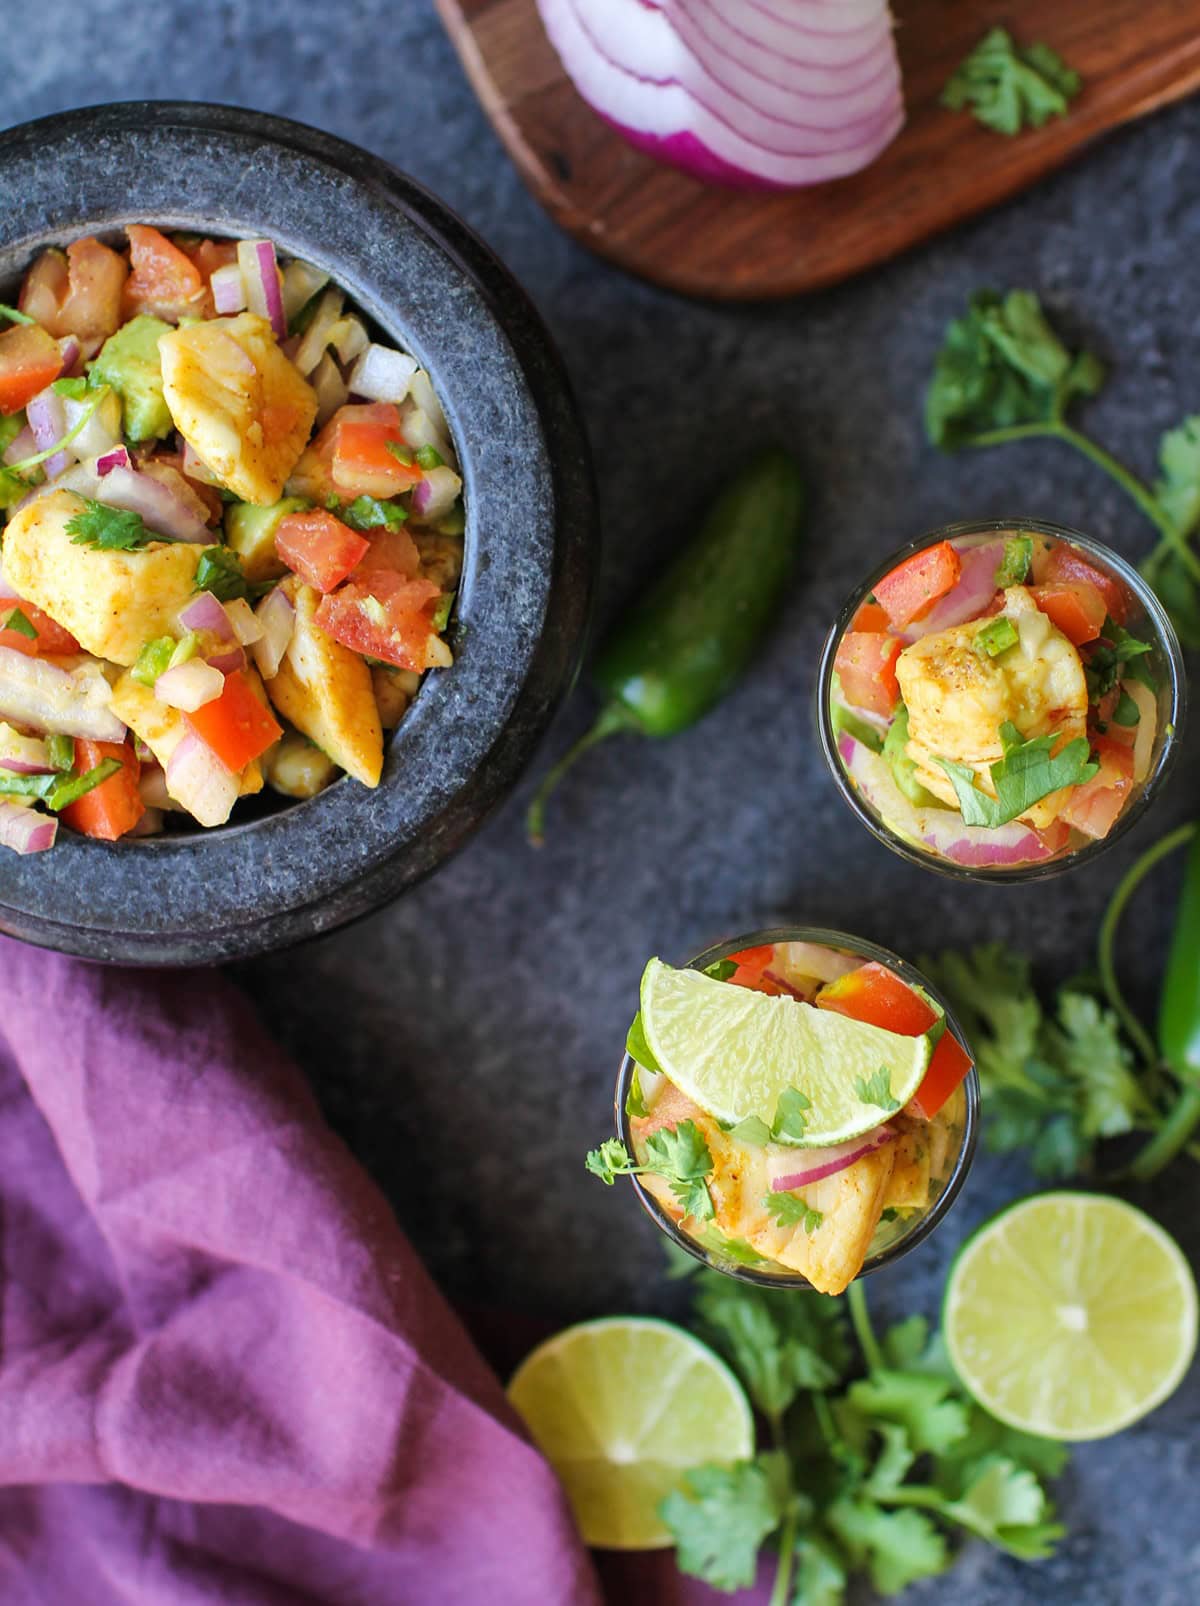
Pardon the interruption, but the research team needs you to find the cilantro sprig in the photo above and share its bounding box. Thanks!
[925,289,1200,644]
[586,1121,715,1221]
[660,1264,1066,1602]
[936,722,1097,829]
[66,499,168,552]
[942,27,1081,136]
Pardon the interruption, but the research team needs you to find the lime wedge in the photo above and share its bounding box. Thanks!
[638,958,931,1146]
[507,1316,753,1549]
[944,1192,1198,1441]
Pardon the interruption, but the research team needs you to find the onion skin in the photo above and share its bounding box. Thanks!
[769,1123,895,1189]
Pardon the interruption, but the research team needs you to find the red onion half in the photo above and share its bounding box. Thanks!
[537,0,904,189]
[769,1122,894,1190]
[237,239,287,340]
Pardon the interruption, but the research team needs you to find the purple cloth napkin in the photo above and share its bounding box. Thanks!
[0,936,601,1606]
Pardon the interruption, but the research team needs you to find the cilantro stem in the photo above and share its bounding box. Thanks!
[764,1407,799,1606]
[846,1281,884,1373]
[524,702,636,846]
[1097,822,1196,1069]
[1130,1087,1200,1181]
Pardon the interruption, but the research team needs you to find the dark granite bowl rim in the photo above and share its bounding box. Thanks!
[0,102,596,964]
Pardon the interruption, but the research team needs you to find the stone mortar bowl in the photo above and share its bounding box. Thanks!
[0,103,596,964]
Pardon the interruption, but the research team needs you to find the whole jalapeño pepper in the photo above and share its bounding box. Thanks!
[525,449,806,843]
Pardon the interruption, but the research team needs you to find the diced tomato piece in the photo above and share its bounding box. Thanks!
[59,739,145,842]
[834,631,902,719]
[817,961,972,1120]
[275,509,370,594]
[1031,580,1107,646]
[725,945,774,973]
[326,403,420,499]
[0,601,81,657]
[851,601,891,632]
[184,669,282,772]
[19,237,127,355]
[354,525,421,578]
[0,323,63,414]
[121,225,207,322]
[315,571,439,672]
[180,237,239,284]
[1059,737,1134,840]
[1035,543,1131,626]
[722,944,786,994]
[1037,818,1073,855]
[873,541,961,631]
[906,1034,974,1121]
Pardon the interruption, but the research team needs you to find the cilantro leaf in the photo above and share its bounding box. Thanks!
[936,722,1098,828]
[726,1114,772,1146]
[936,1456,1063,1558]
[626,1011,661,1073]
[338,494,409,533]
[584,1138,637,1184]
[692,1273,851,1415]
[67,498,164,552]
[942,27,1081,136]
[1084,618,1157,699]
[790,1534,848,1606]
[824,1498,949,1594]
[2,607,37,641]
[694,1224,770,1269]
[660,1457,785,1592]
[771,1086,812,1143]
[764,1193,824,1234]
[880,1314,931,1371]
[994,533,1033,586]
[855,1067,900,1114]
[1043,989,1143,1140]
[643,1121,716,1220]
[1153,415,1200,541]
[624,1065,648,1120]
[51,376,88,400]
[845,1370,969,1456]
[194,545,249,602]
[703,958,738,981]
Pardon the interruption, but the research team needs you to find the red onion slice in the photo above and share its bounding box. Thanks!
[410,465,463,522]
[0,724,54,774]
[0,645,125,741]
[178,590,236,640]
[251,587,295,680]
[2,426,36,468]
[237,239,287,340]
[0,800,57,855]
[97,465,210,543]
[26,387,71,480]
[769,1122,895,1190]
[96,445,132,476]
[211,263,247,316]
[902,540,1007,641]
[57,335,83,377]
[165,732,239,828]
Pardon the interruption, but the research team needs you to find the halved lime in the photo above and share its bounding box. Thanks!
[507,1316,753,1549]
[944,1192,1198,1441]
[638,957,931,1146]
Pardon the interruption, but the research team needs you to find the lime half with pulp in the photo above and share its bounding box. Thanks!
[944,1191,1198,1441]
[638,957,931,1146]
[507,1316,753,1549]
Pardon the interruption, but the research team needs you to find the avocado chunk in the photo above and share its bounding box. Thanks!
[884,704,939,807]
[224,496,310,582]
[90,314,173,443]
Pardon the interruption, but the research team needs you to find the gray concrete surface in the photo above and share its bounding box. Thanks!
[8,3,1200,1600]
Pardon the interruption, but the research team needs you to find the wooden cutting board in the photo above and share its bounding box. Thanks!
[435,0,1200,300]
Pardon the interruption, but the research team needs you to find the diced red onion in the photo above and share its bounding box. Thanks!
[96,444,132,476]
[178,590,237,640]
[155,658,225,712]
[209,646,246,674]
[237,239,287,340]
[902,540,1007,642]
[165,732,239,827]
[210,263,247,315]
[281,259,330,323]
[251,586,295,680]
[2,426,36,467]
[838,732,1059,868]
[347,343,418,404]
[0,724,54,774]
[97,465,210,543]
[57,335,83,377]
[223,597,265,646]
[410,465,463,522]
[536,0,904,190]
[769,1123,895,1190]
[310,352,349,427]
[180,440,221,486]
[13,461,101,516]
[293,289,344,376]
[26,386,71,479]
[0,645,125,741]
[0,800,57,855]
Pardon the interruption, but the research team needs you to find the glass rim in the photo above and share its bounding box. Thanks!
[815,517,1188,884]
[614,925,981,1292]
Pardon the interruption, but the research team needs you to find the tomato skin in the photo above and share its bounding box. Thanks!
[1036,543,1130,626]
[60,739,145,842]
[1060,737,1134,840]
[121,225,207,322]
[851,601,891,632]
[332,407,422,499]
[834,631,902,719]
[873,541,961,631]
[315,571,439,671]
[275,509,370,593]
[354,525,420,578]
[1031,580,1107,645]
[906,1034,973,1121]
[722,945,788,994]
[184,669,282,772]
[0,601,81,657]
[0,323,63,414]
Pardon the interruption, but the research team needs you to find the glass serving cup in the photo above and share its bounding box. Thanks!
[614,926,979,1290]
[816,518,1186,883]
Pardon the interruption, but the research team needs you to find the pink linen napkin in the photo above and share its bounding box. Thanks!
[0,935,601,1606]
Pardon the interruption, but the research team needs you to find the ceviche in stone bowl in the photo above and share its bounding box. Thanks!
[819,519,1185,879]
[587,930,978,1294]
[0,223,464,852]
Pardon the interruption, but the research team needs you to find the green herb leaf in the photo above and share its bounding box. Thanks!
[771,1086,812,1143]
[1084,618,1157,698]
[994,533,1033,586]
[194,545,249,602]
[67,498,164,552]
[626,1011,661,1073]
[385,440,415,467]
[703,958,738,982]
[936,1456,1062,1557]
[45,758,123,812]
[790,1535,849,1606]
[0,304,35,326]
[415,444,444,470]
[46,734,75,771]
[624,1065,648,1120]
[763,1193,824,1233]
[584,1138,637,1185]
[1111,687,1140,727]
[0,770,58,799]
[660,1458,786,1592]
[51,376,89,400]
[726,1114,772,1147]
[643,1120,715,1220]
[941,27,1081,136]
[936,722,1098,828]
[2,607,37,641]
[691,1273,851,1416]
[1153,415,1200,541]
[976,615,1018,657]
[824,1498,949,1595]
[855,1067,900,1114]
[429,592,454,634]
[338,494,409,533]
[693,1225,769,1269]
[131,636,177,687]
[846,1370,969,1456]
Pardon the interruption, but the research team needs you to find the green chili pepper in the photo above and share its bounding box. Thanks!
[525,449,805,843]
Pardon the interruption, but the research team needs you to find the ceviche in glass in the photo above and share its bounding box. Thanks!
[0,225,464,853]
[819,519,1184,878]
[587,930,978,1294]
